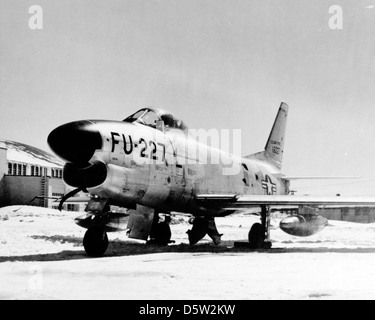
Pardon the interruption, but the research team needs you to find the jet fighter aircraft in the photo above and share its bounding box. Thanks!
[48,103,375,256]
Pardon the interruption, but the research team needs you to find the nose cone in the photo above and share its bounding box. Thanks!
[48,120,102,164]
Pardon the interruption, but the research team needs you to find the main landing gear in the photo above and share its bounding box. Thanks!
[187,216,223,245]
[148,214,172,245]
[79,201,272,256]
[247,205,272,249]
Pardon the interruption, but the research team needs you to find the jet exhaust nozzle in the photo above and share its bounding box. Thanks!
[279,214,327,237]
[47,120,102,164]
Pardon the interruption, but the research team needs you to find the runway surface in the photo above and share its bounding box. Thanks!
[1,206,375,300]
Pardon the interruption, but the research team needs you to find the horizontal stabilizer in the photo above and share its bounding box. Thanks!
[282,176,360,180]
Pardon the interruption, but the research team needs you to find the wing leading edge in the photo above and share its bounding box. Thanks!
[196,194,375,210]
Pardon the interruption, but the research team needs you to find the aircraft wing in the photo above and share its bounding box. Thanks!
[196,194,375,210]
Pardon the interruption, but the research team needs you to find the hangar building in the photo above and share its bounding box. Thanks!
[0,139,81,211]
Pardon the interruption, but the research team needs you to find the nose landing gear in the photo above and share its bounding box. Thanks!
[83,226,109,257]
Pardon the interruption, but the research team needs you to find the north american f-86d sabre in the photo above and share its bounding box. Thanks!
[48,103,375,256]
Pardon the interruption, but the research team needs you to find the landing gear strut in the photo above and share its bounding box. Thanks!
[148,213,172,245]
[187,217,222,245]
[248,205,272,249]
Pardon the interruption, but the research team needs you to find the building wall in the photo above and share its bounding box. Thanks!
[1,176,44,206]
[49,178,66,196]
[0,148,7,178]
[0,170,83,211]
[0,141,70,209]
[48,177,67,209]
[1,176,65,207]
[322,207,375,223]
[0,148,7,205]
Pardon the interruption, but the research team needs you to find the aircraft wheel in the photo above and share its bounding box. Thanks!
[153,222,172,245]
[83,226,109,257]
[248,223,265,249]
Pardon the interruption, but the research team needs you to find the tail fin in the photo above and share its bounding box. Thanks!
[246,102,289,170]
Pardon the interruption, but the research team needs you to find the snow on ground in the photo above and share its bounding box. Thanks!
[1,206,375,300]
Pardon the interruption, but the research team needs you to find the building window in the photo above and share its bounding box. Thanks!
[52,169,62,178]
[52,193,64,198]
[31,166,35,176]
[8,163,12,175]
[23,165,27,176]
[67,204,77,211]
[13,163,17,175]
[18,164,22,176]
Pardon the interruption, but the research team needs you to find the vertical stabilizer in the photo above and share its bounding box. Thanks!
[264,102,288,168]
[246,102,289,170]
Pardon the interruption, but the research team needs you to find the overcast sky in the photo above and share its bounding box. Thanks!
[1,0,375,195]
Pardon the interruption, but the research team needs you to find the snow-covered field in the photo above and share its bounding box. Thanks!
[1,205,375,300]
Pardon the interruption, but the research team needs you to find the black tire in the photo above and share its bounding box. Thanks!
[154,222,172,245]
[248,223,265,249]
[83,226,109,257]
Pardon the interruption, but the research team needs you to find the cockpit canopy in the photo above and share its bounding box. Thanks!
[123,108,188,133]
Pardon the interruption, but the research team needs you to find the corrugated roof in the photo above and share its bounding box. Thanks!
[0,139,63,168]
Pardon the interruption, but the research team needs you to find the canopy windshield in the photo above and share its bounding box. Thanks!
[123,108,188,132]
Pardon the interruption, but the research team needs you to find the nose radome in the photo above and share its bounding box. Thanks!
[48,120,102,164]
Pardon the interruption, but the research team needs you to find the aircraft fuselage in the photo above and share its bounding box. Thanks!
[65,120,289,216]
